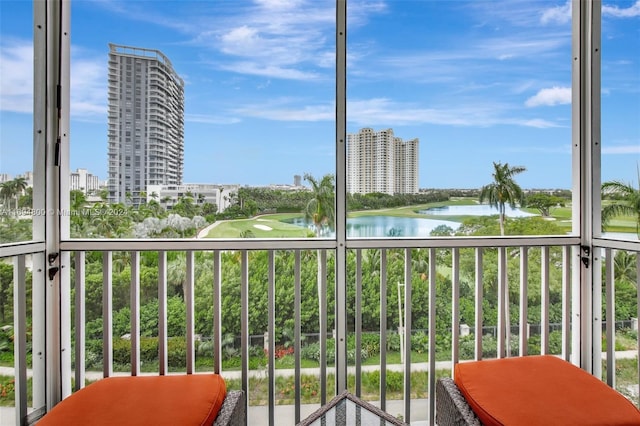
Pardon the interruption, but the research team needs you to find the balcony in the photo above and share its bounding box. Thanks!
[3,235,639,425]
[2,1,639,425]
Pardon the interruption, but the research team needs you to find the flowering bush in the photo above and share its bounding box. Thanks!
[0,378,15,400]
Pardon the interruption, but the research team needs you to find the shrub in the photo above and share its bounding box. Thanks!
[140,337,158,362]
[248,345,265,358]
[113,338,131,365]
[0,377,15,400]
[167,337,186,368]
[197,340,214,358]
[411,331,429,354]
[386,371,404,392]
[386,333,401,352]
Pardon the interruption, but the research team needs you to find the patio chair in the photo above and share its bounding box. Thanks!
[436,355,640,426]
[37,374,246,426]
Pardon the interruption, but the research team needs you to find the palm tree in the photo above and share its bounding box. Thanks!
[0,177,28,214]
[13,177,29,195]
[303,173,335,351]
[613,250,637,285]
[602,172,640,238]
[0,181,14,210]
[303,173,335,237]
[479,162,527,236]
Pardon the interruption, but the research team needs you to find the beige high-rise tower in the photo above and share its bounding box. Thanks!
[347,128,419,195]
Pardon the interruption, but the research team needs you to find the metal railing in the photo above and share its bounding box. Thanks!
[6,235,638,425]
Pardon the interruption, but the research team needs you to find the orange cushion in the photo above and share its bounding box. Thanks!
[454,355,640,426]
[38,374,227,426]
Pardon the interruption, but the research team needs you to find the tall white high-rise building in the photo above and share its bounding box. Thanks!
[70,168,101,194]
[347,128,419,195]
[107,44,185,205]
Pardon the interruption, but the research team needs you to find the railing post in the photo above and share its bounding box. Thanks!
[38,0,72,412]
[13,256,27,426]
[571,0,601,372]
[334,0,348,395]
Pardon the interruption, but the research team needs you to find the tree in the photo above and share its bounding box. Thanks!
[613,250,637,285]
[479,162,526,236]
[525,193,565,217]
[303,173,335,237]
[0,264,13,323]
[98,188,109,201]
[172,195,197,218]
[18,187,32,208]
[602,173,640,237]
[70,189,87,211]
[0,181,14,210]
[12,177,28,209]
[0,178,28,213]
[303,173,336,348]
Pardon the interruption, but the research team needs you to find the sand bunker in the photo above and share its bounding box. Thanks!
[253,224,272,231]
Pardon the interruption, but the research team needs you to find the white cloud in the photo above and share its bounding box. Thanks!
[232,98,333,121]
[516,118,563,129]
[525,87,571,107]
[347,98,563,128]
[603,1,640,18]
[201,0,337,80]
[186,114,241,125]
[220,26,261,55]
[540,0,640,24]
[541,1,571,25]
[0,40,106,119]
[218,62,320,81]
[0,41,33,113]
[70,54,107,118]
[602,145,640,154]
[229,96,535,126]
[254,0,304,9]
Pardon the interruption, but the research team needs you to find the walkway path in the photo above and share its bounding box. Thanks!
[197,219,224,238]
[1,350,636,381]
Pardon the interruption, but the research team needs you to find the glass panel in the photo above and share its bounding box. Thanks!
[347,0,573,238]
[69,0,335,238]
[600,1,640,242]
[0,1,34,243]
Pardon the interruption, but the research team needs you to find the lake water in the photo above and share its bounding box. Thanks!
[344,205,535,237]
[420,204,536,217]
[286,216,460,238]
[286,205,538,237]
[346,216,460,238]
[286,205,638,239]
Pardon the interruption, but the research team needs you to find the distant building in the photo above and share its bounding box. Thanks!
[70,168,101,194]
[20,171,34,187]
[347,128,419,195]
[0,172,34,187]
[107,44,185,206]
[294,174,302,187]
[146,184,240,214]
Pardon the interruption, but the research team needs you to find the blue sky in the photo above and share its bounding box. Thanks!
[1,0,638,189]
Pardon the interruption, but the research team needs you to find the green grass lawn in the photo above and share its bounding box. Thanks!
[205,214,311,238]
[203,198,638,238]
